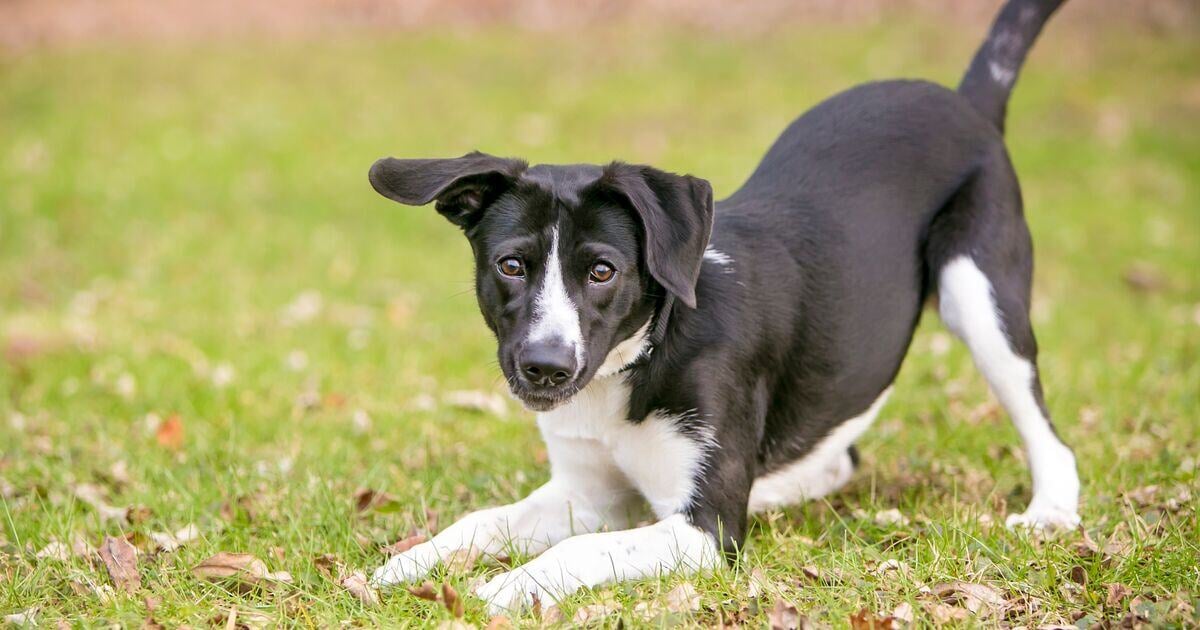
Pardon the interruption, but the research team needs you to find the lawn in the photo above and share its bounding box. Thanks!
[1,14,1198,628]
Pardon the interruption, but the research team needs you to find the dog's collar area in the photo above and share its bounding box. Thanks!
[619,294,674,374]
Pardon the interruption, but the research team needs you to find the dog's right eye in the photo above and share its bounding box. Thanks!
[497,257,525,278]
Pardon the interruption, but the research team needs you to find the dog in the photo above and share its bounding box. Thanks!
[368,0,1080,613]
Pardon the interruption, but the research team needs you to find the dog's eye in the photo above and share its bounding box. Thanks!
[497,257,525,278]
[588,261,616,284]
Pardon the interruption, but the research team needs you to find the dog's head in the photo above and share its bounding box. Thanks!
[369,152,713,411]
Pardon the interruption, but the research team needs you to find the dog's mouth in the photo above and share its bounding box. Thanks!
[507,381,583,412]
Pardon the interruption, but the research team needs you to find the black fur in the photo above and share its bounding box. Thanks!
[369,0,1068,554]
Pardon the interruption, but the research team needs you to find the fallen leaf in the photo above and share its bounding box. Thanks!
[98,536,140,593]
[874,508,910,526]
[1106,583,1133,607]
[891,602,914,623]
[748,567,772,599]
[73,483,129,523]
[573,600,620,623]
[3,607,37,626]
[1123,263,1167,293]
[148,523,200,554]
[407,581,439,601]
[313,553,341,580]
[930,581,1007,618]
[381,534,426,556]
[666,582,701,612]
[340,570,380,607]
[1068,565,1088,586]
[354,488,400,513]
[484,615,512,629]
[444,546,480,574]
[36,541,71,562]
[540,604,564,624]
[192,552,290,590]
[769,598,801,630]
[155,414,185,449]
[924,602,970,624]
[444,390,507,416]
[442,582,464,618]
[849,608,896,629]
[435,622,472,630]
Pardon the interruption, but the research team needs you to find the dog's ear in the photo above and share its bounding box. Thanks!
[368,151,527,229]
[590,163,714,308]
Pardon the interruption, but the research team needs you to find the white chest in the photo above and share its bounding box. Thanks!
[537,376,710,518]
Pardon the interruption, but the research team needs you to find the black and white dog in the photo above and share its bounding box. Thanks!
[369,0,1080,613]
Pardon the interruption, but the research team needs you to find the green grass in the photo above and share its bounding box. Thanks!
[2,17,1198,628]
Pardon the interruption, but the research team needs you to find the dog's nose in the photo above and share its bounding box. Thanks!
[519,343,577,387]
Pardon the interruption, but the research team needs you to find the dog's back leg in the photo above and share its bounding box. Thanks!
[927,147,1081,530]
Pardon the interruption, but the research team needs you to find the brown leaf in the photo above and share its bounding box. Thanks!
[924,602,970,625]
[353,488,399,513]
[1068,565,1088,586]
[154,414,185,449]
[540,604,564,624]
[849,608,896,630]
[340,570,380,607]
[574,600,620,623]
[891,602,914,624]
[444,546,481,574]
[768,599,801,630]
[148,523,200,554]
[36,541,70,562]
[381,534,426,556]
[313,553,341,580]
[73,483,129,523]
[407,580,439,601]
[930,581,1007,618]
[191,552,290,590]
[98,535,141,593]
[666,582,701,612]
[442,582,464,618]
[1106,583,1133,607]
[484,616,512,630]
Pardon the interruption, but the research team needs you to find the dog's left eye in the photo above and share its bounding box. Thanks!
[497,257,525,278]
[588,261,616,284]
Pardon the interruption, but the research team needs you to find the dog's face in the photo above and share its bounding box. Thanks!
[370,152,713,411]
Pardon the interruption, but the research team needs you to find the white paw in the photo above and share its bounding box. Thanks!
[1005,505,1081,532]
[371,545,434,587]
[475,564,574,615]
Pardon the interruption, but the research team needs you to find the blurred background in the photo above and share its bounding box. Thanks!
[1,0,1197,625]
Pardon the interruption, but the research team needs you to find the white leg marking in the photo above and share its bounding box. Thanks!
[938,256,1080,530]
[528,226,583,365]
[748,388,891,513]
[475,513,718,614]
[594,319,650,378]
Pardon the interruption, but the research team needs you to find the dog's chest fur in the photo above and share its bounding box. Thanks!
[536,373,710,518]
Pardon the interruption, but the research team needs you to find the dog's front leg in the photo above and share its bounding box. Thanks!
[474,513,719,614]
[371,479,620,587]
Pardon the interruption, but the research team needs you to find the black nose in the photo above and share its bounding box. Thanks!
[519,343,578,387]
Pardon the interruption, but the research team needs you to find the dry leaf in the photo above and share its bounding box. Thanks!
[340,570,380,607]
[445,546,481,574]
[748,567,772,599]
[149,523,201,553]
[891,602,914,623]
[435,622,473,630]
[574,600,620,623]
[155,414,185,449]
[924,602,970,624]
[192,552,290,589]
[73,483,129,523]
[484,616,512,630]
[666,582,701,612]
[353,488,400,513]
[930,581,1006,617]
[4,608,37,626]
[98,536,141,593]
[444,390,507,416]
[407,581,440,601]
[874,508,910,526]
[381,534,426,556]
[769,599,801,630]
[442,582,464,618]
[1106,583,1133,607]
[540,604,564,624]
[36,541,71,562]
[1068,565,1087,586]
[849,608,896,629]
[1123,263,1167,293]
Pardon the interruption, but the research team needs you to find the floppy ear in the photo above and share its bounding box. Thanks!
[368,151,527,228]
[591,163,714,308]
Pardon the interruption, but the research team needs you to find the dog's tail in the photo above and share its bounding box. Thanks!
[958,0,1066,133]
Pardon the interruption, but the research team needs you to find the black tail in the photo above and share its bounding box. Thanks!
[958,0,1066,133]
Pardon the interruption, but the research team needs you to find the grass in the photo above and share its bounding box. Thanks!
[1,16,1198,628]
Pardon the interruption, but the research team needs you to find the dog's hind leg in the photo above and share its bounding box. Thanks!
[928,148,1080,531]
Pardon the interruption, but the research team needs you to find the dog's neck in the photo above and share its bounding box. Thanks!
[594,318,652,378]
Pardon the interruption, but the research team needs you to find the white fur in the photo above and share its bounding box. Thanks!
[475,513,718,614]
[938,256,1080,530]
[594,319,651,378]
[527,226,583,365]
[748,387,891,513]
[989,61,1016,87]
[703,246,734,271]
[373,370,716,603]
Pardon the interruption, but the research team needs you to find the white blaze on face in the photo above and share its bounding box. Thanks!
[528,226,584,364]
